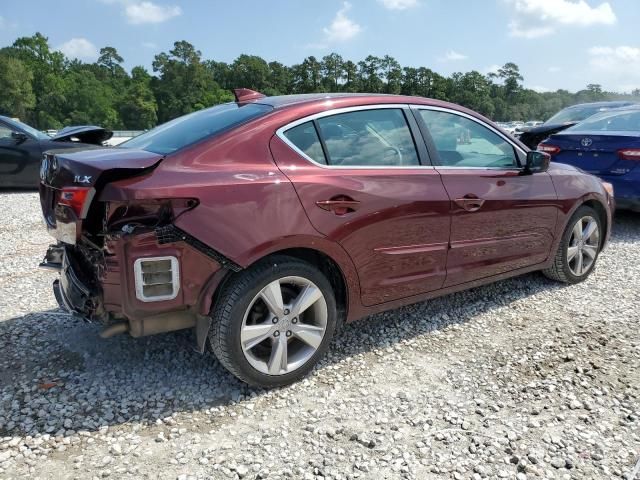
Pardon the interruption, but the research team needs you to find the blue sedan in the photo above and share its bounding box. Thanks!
[539,106,640,211]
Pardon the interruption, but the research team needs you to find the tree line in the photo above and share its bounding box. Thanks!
[1,33,639,130]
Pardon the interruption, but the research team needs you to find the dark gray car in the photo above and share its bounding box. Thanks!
[0,116,112,188]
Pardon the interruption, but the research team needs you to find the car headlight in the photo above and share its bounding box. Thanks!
[601,181,614,197]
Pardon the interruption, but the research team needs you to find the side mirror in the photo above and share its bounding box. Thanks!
[523,150,551,174]
[11,131,28,143]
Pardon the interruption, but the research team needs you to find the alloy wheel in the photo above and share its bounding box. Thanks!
[567,215,600,277]
[240,276,328,375]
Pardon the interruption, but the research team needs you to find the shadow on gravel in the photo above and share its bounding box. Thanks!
[0,212,638,438]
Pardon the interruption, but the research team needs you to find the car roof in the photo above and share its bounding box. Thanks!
[253,92,462,111]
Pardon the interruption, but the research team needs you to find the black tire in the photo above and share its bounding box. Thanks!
[209,255,337,388]
[543,205,602,284]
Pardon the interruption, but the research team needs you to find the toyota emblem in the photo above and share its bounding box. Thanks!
[581,137,593,147]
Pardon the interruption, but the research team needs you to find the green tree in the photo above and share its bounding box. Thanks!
[321,53,344,91]
[152,41,231,122]
[381,55,402,94]
[118,66,157,129]
[0,54,36,119]
[493,62,523,100]
[229,54,270,91]
[267,61,290,95]
[358,55,383,93]
[3,33,65,127]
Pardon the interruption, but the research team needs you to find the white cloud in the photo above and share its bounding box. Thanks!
[125,1,181,24]
[587,45,640,91]
[141,41,157,48]
[378,0,419,10]
[506,0,616,38]
[508,21,554,38]
[56,38,99,60]
[439,50,468,62]
[323,2,362,42]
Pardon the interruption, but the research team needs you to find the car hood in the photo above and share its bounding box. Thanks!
[51,125,113,145]
[548,161,580,173]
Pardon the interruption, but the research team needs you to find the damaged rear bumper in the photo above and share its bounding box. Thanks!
[41,226,232,345]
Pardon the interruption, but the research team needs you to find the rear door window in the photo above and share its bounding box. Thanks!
[316,109,420,167]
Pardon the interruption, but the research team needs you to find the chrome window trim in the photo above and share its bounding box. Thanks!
[410,105,527,169]
[275,104,435,170]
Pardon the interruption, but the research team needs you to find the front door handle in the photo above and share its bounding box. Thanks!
[316,196,360,215]
[454,195,485,212]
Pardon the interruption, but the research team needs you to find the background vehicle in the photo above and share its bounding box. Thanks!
[519,101,637,149]
[0,116,112,188]
[39,91,612,388]
[539,105,640,211]
[514,120,543,137]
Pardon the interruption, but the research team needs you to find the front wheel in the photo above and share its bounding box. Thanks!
[543,205,602,284]
[209,256,337,388]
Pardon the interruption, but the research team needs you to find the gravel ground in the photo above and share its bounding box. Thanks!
[0,191,638,480]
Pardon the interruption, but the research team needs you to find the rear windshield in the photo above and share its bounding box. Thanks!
[121,103,273,154]
[545,105,609,125]
[545,103,636,125]
[567,109,640,133]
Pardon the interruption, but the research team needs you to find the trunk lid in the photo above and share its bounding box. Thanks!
[547,131,640,176]
[518,122,575,149]
[40,148,163,236]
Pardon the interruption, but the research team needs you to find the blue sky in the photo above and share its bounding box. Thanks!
[1,0,638,93]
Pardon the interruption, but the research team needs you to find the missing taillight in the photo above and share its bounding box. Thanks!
[58,187,94,218]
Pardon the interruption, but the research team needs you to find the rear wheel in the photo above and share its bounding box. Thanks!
[543,205,602,284]
[209,256,337,388]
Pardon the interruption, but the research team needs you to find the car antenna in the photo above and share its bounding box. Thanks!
[234,88,266,103]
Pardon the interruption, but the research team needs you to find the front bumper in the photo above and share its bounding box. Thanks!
[601,173,640,212]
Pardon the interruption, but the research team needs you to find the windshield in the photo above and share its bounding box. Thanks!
[5,117,50,140]
[567,109,640,133]
[121,103,273,154]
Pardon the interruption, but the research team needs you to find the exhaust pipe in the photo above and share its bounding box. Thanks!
[100,322,129,338]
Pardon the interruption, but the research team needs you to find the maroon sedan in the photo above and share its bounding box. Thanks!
[39,90,613,387]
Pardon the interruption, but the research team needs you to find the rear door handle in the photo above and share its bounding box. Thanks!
[454,195,485,212]
[316,197,361,215]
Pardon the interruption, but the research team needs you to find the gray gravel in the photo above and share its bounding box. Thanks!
[0,191,638,480]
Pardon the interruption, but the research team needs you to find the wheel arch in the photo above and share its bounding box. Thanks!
[581,198,609,248]
[199,238,362,327]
